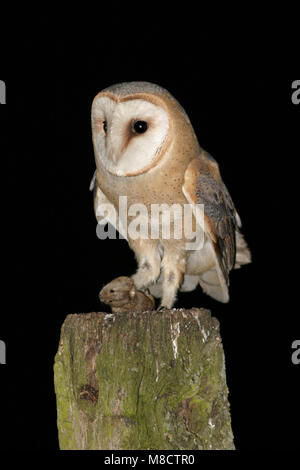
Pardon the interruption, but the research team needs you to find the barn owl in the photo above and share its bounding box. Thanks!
[91,82,251,309]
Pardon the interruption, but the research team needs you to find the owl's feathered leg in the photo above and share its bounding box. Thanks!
[130,240,161,290]
[159,246,186,309]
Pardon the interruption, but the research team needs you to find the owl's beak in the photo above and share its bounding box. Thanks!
[111,152,119,165]
[106,139,120,165]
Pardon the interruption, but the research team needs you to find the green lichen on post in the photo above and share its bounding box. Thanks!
[54,308,235,450]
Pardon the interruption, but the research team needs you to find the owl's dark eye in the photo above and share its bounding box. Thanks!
[133,120,148,134]
[103,120,107,133]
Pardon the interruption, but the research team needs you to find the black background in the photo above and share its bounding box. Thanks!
[0,24,299,451]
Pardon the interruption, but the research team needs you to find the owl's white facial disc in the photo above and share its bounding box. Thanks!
[92,96,169,176]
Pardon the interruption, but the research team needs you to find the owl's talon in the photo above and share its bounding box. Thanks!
[157,305,166,312]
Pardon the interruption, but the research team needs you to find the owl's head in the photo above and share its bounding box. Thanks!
[91,82,192,177]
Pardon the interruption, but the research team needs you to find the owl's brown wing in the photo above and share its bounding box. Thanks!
[182,151,240,301]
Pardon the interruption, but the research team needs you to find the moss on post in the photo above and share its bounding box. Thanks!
[54,308,235,450]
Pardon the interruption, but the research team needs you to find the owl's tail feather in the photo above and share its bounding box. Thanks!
[234,230,251,269]
[198,268,229,303]
[198,231,251,303]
